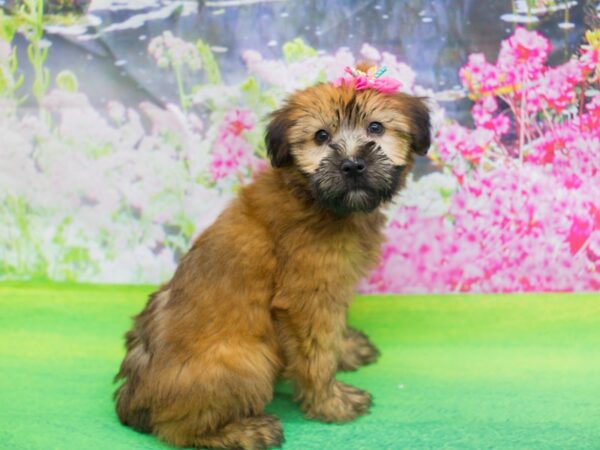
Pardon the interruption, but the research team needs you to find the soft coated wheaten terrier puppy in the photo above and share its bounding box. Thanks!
[115,69,431,449]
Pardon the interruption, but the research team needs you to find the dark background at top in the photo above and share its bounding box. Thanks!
[11,0,594,124]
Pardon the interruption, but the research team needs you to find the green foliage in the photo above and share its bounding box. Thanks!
[282,38,317,63]
[56,69,78,92]
[0,11,17,42]
[0,44,25,106]
[240,76,278,110]
[22,0,51,106]
[0,196,101,281]
[46,0,89,14]
[166,38,223,112]
[28,44,50,100]
[0,0,52,109]
[51,216,97,280]
[0,196,48,279]
[0,11,24,110]
[196,39,221,84]
[84,142,112,159]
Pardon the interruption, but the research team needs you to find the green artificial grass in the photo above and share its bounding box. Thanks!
[0,282,599,450]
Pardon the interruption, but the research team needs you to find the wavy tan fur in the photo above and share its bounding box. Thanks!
[114,82,431,450]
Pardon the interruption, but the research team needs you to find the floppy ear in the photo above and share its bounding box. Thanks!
[265,107,294,167]
[397,94,431,156]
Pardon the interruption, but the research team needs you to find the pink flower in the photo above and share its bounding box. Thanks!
[471,96,511,136]
[587,95,600,116]
[536,59,583,112]
[460,53,509,98]
[436,123,469,162]
[587,232,600,263]
[567,210,596,255]
[436,124,493,165]
[209,109,256,182]
[223,109,255,135]
[497,27,551,76]
[580,31,600,73]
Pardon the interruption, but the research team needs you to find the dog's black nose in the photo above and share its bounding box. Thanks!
[341,158,366,176]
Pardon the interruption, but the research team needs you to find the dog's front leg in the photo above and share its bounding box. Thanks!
[273,297,372,423]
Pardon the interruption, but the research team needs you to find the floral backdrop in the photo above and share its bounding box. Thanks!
[1,0,599,292]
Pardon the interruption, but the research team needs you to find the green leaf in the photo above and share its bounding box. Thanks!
[43,67,50,88]
[282,38,317,63]
[56,70,79,92]
[196,39,221,84]
[241,76,259,95]
[9,49,19,72]
[0,12,17,42]
[27,43,35,63]
[194,171,213,187]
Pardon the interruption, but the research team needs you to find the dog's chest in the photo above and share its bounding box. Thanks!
[278,215,384,293]
[329,224,383,277]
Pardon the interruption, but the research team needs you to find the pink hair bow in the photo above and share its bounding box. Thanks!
[333,65,401,94]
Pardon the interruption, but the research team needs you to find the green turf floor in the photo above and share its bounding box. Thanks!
[0,282,599,450]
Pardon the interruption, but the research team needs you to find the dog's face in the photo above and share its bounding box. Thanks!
[265,83,431,216]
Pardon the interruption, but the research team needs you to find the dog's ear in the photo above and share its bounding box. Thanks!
[396,93,431,156]
[265,107,294,168]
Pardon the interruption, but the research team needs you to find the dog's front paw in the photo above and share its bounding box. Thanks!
[338,328,380,371]
[303,381,372,423]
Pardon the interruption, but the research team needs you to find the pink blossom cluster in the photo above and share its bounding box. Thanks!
[209,109,258,182]
[459,28,600,117]
[581,30,600,74]
[362,28,600,293]
[471,96,510,136]
[363,165,599,293]
[460,27,550,101]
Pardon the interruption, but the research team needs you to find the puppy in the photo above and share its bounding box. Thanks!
[114,80,430,450]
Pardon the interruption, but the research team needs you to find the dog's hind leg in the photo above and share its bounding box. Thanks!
[193,414,284,450]
[151,339,283,450]
[338,327,380,372]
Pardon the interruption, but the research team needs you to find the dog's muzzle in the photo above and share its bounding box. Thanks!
[307,143,404,216]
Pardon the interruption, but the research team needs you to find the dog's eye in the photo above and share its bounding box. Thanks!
[314,129,330,145]
[367,122,384,135]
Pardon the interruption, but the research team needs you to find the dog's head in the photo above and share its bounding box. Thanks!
[265,83,431,216]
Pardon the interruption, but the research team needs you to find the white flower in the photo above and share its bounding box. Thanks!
[107,100,126,124]
[360,43,381,61]
[381,52,417,91]
[147,31,202,71]
[0,41,11,65]
[398,172,459,217]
